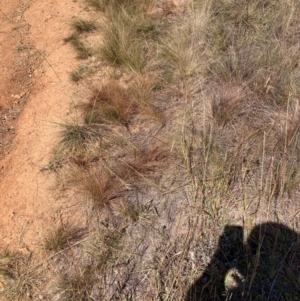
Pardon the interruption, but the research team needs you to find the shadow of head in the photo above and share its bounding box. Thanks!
[185,222,300,301]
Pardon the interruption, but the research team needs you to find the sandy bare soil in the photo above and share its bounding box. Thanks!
[0,0,82,251]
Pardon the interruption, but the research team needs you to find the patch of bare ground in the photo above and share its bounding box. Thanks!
[0,1,43,161]
[0,0,86,252]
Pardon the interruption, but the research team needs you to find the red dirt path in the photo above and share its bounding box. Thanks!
[0,0,81,251]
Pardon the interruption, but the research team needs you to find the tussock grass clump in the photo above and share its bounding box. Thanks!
[54,228,124,301]
[131,74,157,104]
[119,144,170,183]
[211,85,245,127]
[80,79,164,127]
[85,0,107,11]
[81,81,138,126]
[56,267,94,301]
[43,223,83,252]
[130,74,165,123]
[0,251,39,301]
[159,8,211,81]
[58,122,100,153]
[100,7,155,71]
[85,0,152,13]
[68,167,121,209]
[71,19,97,33]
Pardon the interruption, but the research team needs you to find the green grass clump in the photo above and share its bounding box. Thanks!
[100,7,155,71]
[58,122,100,153]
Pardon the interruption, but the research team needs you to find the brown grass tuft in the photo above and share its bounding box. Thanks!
[43,223,84,252]
[68,167,122,209]
[81,81,138,127]
[0,251,40,300]
[119,144,170,183]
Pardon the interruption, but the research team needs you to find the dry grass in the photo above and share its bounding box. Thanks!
[70,66,87,82]
[53,228,124,300]
[71,19,97,33]
[67,167,122,209]
[57,122,100,154]
[81,81,138,126]
[99,4,155,71]
[88,228,123,270]
[34,0,300,300]
[0,251,40,301]
[115,201,147,222]
[118,144,170,185]
[43,223,84,252]
[56,266,94,301]
[85,0,108,11]
[130,74,166,123]
[79,78,164,128]
[85,0,153,13]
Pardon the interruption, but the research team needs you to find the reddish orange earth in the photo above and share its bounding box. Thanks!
[0,0,82,251]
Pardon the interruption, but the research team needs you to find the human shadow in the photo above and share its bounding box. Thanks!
[185,223,300,301]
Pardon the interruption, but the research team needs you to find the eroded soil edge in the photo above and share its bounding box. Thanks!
[0,0,81,251]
